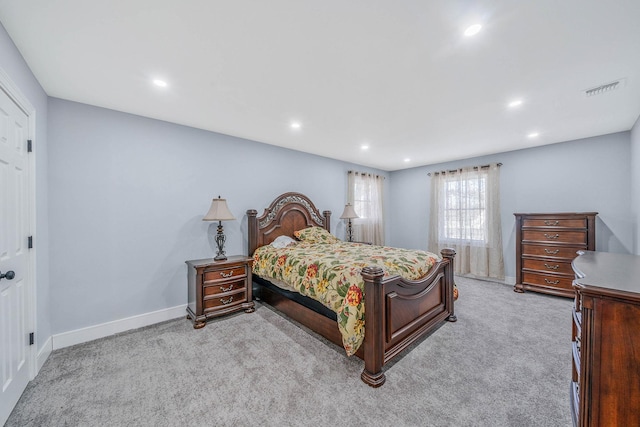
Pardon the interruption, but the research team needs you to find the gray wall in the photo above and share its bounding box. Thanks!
[0,23,50,350]
[47,98,389,334]
[632,117,640,255]
[388,132,633,282]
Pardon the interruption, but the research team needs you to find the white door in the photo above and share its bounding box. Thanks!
[0,85,31,425]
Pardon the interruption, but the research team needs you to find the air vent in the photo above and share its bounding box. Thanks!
[584,79,626,97]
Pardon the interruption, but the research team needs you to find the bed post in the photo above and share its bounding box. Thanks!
[322,210,331,232]
[440,248,457,322]
[247,209,258,256]
[361,266,386,387]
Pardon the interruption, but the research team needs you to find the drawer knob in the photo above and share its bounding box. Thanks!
[544,249,560,255]
[544,220,560,226]
[220,296,234,305]
[220,284,234,292]
[544,263,560,270]
[220,271,234,278]
[0,270,15,281]
[544,233,560,240]
[545,278,560,285]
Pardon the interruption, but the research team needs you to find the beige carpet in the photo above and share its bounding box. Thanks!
[6,277,573,426]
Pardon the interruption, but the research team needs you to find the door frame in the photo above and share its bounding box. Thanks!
[0,65,37,379]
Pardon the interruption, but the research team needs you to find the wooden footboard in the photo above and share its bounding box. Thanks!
[361,248,456,387]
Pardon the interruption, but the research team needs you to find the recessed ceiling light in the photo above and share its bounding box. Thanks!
[361,145,369,150]
[464,24,482,37]
[290,121,302,130]
[527,132,539,138]
[152,79,168,88]
[404,158,411,163]
[508,99,523,108]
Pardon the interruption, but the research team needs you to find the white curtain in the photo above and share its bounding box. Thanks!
[348,171,385,245]
[428,163,504,279]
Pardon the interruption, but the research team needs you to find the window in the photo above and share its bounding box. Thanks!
[347,171,384,245]
[441,172,487,243]
[428,163,504,279]
[353,178,373,220]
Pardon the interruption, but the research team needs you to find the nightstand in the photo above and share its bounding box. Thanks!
[186,255,255,329]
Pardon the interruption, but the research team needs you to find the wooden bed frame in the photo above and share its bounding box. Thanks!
[247,192,456,387]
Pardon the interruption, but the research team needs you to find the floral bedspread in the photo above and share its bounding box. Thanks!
[252,241,440,356]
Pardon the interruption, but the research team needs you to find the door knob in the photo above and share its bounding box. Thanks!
[0,271,15,280]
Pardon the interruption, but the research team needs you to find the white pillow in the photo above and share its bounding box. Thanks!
[271,235,297,249]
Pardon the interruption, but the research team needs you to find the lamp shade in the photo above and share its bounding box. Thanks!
[203,197,236,221]
[340,203,359,219]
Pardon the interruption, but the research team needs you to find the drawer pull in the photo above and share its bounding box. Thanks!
[545,278,560,285]
[220,296,234,305]
[544,233,560,240]
[544,220,560,226]
[220,284,234,292]
[544,249,560,255]
[220,271,234,278]
[544,263,560,270]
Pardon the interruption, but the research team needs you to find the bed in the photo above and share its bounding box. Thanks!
[247,192,457,387]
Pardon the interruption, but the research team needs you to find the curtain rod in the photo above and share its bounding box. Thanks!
[348,170,386,179]
[427,162,502,176]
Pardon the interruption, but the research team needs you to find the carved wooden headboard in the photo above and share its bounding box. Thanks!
[247,192,331,256]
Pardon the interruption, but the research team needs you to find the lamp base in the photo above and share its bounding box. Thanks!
[214,221,228,261]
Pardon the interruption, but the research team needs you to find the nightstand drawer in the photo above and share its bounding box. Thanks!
[522,230,587,245]
[204,291,246,310]
[204,266,246,282]
[204,279,246,296]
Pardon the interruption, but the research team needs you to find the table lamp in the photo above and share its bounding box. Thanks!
[203,196,236,260]
[340,203,359,242]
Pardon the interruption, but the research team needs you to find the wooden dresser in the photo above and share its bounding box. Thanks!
[186,256,255,328]
[570,251,640,427]
[514,212,597,297]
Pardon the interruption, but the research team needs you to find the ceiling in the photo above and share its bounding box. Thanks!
[1,1,639,171]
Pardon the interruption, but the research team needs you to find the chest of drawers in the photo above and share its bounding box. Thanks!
[514,212,597,298]
[571,251,640,426]
[186,255,255,328]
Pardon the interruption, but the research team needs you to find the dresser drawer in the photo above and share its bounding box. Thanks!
[204,291,246,310]
[523,258,574,275]
[521,244,584,260]
[522,230,587,245]
[523,218,586,228]
[204,278,246,296]
[522,271,575,290]
[204,265,247,282]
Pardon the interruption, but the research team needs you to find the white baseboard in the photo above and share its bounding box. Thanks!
[52,304,187,350]
[455,274,515,286]
[36,336,52,374]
